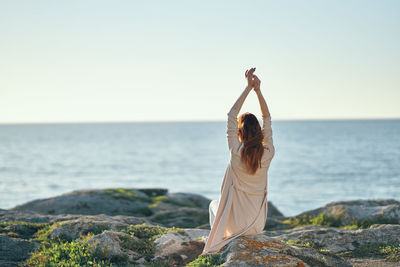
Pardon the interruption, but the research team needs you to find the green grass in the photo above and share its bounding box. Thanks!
[105,188,149,202]
[23,237,115,267]
[380,244,400,262]
[23,221,122,266]
[119,223,184,239]
[20,220,187,266]
[186,254,225,267]
[119,223,185,261]
[282,212,342,228]
[336,243,400,262]
[356,243,400,262]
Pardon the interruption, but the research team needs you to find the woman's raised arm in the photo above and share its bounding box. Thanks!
[253,75,270,118]
[253,74,274,151]
[227,68,256,151]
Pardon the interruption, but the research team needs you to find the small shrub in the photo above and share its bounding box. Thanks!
[120,223,183,239]
[23,238,111,267]
[283,212,341,228]
[381,245,400,262]
[349,242,400,262]
[186,253,225,267]
[119,223,185,261]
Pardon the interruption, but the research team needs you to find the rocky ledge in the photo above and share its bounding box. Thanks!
[1,188,399,266]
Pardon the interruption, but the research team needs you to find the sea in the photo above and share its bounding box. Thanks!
[0,119,399,216]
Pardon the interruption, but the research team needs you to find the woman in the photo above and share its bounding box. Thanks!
[201,67,275,255]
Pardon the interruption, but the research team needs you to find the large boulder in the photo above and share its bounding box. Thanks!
[0,210,80,224]
[293,199,400,226]
[9,188,154,217]
[149,207,209,228]
[167,192,211,209]
[217,234,350,267]
[6,188,213,229]
[86,230,133,261]
[49,214,149,241]
[154,229,209,266]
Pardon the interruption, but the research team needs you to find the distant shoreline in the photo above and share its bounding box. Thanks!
[0,117,399,125]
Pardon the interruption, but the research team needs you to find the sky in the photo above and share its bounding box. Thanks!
[1,0,399,123]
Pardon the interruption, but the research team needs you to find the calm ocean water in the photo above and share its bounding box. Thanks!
[0,119,399,216]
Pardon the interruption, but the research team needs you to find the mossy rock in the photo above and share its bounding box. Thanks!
[150,207,209,228]
[138,188,168,197]
[0,220,49,239]
[288,199,400,229]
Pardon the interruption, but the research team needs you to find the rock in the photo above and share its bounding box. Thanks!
[49,214,149,241]
[183,229,210,241]
[86,230,131,260]
[6,188,213,229]
[167,192,211,209]
[266,224,400,253]
[2,223,43,239]
[137,188,168,197]
[9,188,154,217]
[154,229,209,265]
[0,235,38,263]
[218,234,350,267]
[294,199,400,226]
[149,207,209,228]
[3,190,400,266]
[0,210,80,224]
[267,201,284,217]
[264,216,293,231]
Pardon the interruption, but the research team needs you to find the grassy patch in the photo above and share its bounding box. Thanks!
[23,237,114,267]
[0,220,49,239]
[119,223,185,261]
[282,212,342,228]
[338,243,400,262]
[186,253,225,267]
[23,221,186,266]
[24,221,129,266]
[105,188,149,202]
[120,223,183,239]
[381,244,400,262]
[357,243,400,262]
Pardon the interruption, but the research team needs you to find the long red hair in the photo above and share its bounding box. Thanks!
[238,113,264,174]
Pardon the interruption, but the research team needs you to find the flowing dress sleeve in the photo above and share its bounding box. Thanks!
[227,108,240,153]
[262,115,275,157]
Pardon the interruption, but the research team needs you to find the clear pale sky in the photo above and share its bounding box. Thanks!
[1,0,399,123]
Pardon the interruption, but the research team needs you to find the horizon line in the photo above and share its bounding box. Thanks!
[0,116,399,125]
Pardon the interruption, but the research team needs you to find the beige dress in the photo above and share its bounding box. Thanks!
[202,107,275,254]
